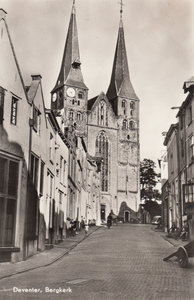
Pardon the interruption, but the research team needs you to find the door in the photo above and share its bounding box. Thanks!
[124,211,130,223]
[101,204,106,221]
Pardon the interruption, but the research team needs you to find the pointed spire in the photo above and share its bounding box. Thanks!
[107,11,138,102]
[52,0,87,92]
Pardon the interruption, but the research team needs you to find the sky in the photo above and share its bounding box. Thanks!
[1,0,194,165]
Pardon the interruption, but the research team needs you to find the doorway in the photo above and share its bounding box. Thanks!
[124,211,130,223]
[101,204,106,221]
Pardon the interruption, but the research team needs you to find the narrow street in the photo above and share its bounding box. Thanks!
[1,224,194,300]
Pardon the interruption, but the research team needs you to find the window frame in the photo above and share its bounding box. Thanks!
[10,97,18,125]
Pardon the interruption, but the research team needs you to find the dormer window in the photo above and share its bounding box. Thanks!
[72,58,81,69]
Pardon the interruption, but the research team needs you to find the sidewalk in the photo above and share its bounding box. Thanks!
[0,226,100,281]
[153,227,189,248]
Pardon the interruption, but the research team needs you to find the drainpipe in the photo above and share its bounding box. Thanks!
[176,125,182,229]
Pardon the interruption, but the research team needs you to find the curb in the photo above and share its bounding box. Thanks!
[0,226,100,281]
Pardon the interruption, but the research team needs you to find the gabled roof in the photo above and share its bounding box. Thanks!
[163,123,178,146]
[0,8,29,102]
[106,19,138,101]
[87,95,98,110]
[87,92,116,118]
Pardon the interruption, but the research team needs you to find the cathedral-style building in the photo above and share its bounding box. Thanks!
[51,2,140,222]
[0,2,140,262]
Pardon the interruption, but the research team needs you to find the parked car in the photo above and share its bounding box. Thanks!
[151,216,161,225]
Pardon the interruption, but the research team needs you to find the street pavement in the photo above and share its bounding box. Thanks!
[0,224,194,300]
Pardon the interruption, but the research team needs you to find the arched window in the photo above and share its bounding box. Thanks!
[122,100,126,108]
[129,120,135,129]
[130,101,135,109]
[99,101,105,125]
[77,112,82,121]
[78,91,84,99]
[69,110,73,120]
[122,119,127,129]
[96,132,109,192]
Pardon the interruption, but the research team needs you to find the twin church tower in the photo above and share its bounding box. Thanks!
[51,1,140,218]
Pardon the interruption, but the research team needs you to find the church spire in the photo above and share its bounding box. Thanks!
[52,0,87,93]
[106,6,138,102]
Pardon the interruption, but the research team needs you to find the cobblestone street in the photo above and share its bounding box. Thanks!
[1,224,194,300]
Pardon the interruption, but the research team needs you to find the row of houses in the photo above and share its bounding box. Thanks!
[0,9,101,262]
[161,77,194,240]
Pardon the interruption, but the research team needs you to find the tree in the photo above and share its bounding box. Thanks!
[140,158,161,200]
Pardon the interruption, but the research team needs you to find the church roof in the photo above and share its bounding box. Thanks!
[106,19,138,101]
[87,95,98,110]
[52,2,87,92]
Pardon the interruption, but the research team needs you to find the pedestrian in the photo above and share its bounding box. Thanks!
[107,213,112,229]
[85,222,89,236]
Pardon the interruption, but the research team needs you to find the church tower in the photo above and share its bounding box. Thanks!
[107,5,140,213]
[51,1,88,135]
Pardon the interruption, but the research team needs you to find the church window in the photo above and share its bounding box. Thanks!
[100,101,105,126]
[127,135,130,140]
[78,100,80,106]
[130,110,134,116]
[122,119,127,129]
[69,110,73,120]
[130,101,135,109]
[129,120,135,129]
[78,92,84,99]
[72,99,75,105]
[77,112,82,121]
[95,132,109,192]
[122,100,126,108]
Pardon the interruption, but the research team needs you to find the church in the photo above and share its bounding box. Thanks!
[50,1,140,222]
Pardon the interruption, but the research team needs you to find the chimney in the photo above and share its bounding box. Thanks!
[31,74,42,81]
[0,8,7,20]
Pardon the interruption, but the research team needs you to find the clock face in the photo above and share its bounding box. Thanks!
[52,93,57,102]
[67,87,75,97]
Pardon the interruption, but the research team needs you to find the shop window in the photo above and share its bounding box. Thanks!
[0,156,19,246]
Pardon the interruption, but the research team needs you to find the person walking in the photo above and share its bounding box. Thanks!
[85,221,89,236]
[107,213,112,229]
